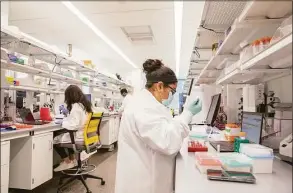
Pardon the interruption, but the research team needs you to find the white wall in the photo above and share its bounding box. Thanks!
[1,1,9,26]
[266,74,292,103]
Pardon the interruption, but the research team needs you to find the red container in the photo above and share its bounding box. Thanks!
[188,141,208,152]
[40,107,52,121]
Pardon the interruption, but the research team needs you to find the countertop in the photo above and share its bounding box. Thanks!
[1,122,62,141]
[175,138,292,193]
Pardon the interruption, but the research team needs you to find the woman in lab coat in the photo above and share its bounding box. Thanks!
[115,59,202,193]
[53,85,92,172]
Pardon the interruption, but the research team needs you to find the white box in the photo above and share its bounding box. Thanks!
[250,158,274,174]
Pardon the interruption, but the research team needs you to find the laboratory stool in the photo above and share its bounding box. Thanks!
[56,112,105,193]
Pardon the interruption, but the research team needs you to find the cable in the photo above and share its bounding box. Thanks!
[48,56,63,86]
[200,24,224,34]
[193,47,201,58]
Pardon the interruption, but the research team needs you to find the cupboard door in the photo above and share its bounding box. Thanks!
[1,185,8,193]
[1,141,10,166]
[31,133,53,189]
[1,164,9,190]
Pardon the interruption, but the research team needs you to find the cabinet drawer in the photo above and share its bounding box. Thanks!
[1,185,8,193]
[1,164,9,188]
[1,141,10,166]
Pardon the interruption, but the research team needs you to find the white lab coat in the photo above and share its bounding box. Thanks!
[115,89,192,193]
[118,94,132,114]
[53,103,88,144]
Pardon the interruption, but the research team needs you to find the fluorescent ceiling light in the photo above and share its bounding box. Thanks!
[174,0,183,76]
[62,1,137,69]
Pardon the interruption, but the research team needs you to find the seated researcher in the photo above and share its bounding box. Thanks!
[53,85,92,172]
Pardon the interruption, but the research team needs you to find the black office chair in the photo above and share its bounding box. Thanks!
[57,112,105,193]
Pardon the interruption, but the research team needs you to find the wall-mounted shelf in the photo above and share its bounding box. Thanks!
[195,0,291,85]
[241,33,292,70]
[216,33,292,85]
[196,19,283,84]
[1,59,82,85]
[1,85,63,94]
[216,68,290,85]
[1,25,131,89]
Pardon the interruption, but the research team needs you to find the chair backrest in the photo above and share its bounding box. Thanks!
[83,112,103,153]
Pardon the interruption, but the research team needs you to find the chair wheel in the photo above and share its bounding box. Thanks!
[101,180,106,185]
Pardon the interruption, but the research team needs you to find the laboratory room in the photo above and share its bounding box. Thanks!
[0,1,292,193]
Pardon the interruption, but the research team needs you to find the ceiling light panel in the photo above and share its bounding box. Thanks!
[121,25,155,45]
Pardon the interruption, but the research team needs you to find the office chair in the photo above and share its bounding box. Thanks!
[57,112,105,193]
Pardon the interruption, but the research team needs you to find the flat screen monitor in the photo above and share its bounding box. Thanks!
[188,78,194,96]
[241,112,263,144]
[85,94,91,103]
[206,94,221,126]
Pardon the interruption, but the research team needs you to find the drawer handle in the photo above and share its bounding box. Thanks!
[49,141,53,150]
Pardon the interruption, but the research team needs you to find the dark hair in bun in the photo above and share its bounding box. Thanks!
[143,59,177,88]
[143,59,164,74]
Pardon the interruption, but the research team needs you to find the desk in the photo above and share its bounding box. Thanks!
[0,123,62,193]
[175,138,292,193]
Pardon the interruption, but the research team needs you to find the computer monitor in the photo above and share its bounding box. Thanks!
[188,78,194,96]
[241,112,263,144]
[206,94,221,126]
[85,94,91,103]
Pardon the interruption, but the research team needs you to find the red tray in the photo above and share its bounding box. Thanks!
[188,141,208,152]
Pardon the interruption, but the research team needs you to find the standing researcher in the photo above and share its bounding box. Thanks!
[115,59,202,193]
[118,88,132,114]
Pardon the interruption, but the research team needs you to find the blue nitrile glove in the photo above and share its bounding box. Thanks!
[188,98,202,115]
[59,105,69,116]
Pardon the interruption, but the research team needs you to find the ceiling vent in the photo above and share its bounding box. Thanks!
[121,25,155,45]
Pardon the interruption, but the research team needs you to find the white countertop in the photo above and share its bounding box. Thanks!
[175,138,292,193]
[1,122,62,141]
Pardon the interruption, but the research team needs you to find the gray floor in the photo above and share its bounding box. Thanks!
[10,149,118,193]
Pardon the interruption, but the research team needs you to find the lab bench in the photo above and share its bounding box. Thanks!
[175,138,292,193]
[0,114,117,192]
[100,114,121,151]
[0,123,62,193]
